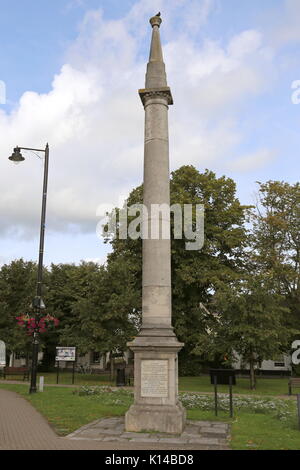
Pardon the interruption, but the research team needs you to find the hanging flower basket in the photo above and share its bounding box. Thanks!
[16,313,59,335]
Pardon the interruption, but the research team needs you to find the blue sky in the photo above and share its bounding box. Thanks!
[0,0,299,267]
[0,0,138,107]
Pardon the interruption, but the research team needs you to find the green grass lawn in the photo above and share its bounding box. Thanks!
[178,375,291,396]
[0,382,299,450]
[188,408,300,450]
[0,370,113,385]
[231,412,300,450]
[37,371,112,386]
[54,373,292,396]
[3,372,291,396]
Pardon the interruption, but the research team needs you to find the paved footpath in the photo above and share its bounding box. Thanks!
[0,389,230,450]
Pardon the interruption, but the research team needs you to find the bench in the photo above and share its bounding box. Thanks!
[1,367,29,381]
[288,377,300,395]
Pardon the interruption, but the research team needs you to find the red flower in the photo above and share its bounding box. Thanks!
[16,312,59,335]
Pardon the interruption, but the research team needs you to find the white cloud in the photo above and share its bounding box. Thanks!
[176,0,215,34]
[228,148,277,173]
[227,30,263,60]
[164,28,268,117]
[0,256,9,268]
[0,0,283,242]
[83,255,108,266]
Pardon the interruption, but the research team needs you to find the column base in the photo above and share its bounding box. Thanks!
[125,402,186,434]
[125,326,186,434]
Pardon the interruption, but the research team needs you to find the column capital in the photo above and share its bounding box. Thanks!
[139,87,173,106]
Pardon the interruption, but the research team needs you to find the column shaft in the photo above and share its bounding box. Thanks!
[142,95,171,328]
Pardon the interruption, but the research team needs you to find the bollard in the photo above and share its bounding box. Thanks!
[214,375,218,416]
[297,394,300,430]
[39,376,44,392]
[116,368,126,387]
[229,376,233,418]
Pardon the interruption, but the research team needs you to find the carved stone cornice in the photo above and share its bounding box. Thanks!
[139,87,173,106]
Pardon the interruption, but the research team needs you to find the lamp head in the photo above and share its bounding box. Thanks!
[31,296,46,310]
[8,147,25,164]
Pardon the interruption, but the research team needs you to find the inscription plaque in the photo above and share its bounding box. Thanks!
[141,360,168,398]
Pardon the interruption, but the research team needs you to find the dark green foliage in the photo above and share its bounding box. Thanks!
[105,165,251,367]
[0,259,38,356]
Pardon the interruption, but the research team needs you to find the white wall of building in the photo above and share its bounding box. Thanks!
[232,351,292,372]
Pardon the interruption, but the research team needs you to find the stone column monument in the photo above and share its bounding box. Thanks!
[125,14,186,434]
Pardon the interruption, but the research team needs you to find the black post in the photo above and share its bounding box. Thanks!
[214,375,218,416]
[297,394,300,430]
[72,361,75,385]
[229,375,233,418]
[36,144,49,302]
[29,144,49,394]
[56,361,60,384]
[29,333,39,393]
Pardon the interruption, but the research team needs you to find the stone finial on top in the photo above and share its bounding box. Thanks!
[142,11,171,91]
[150,12,162,28]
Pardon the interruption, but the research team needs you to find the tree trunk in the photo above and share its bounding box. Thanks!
[249,359,256,390]
[25,350,29,368]
[110,353,114,382]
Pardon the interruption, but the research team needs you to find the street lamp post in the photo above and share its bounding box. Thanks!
[8,144,50,393]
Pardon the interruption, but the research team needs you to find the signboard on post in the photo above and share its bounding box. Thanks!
[55,347,76,362]
[0,341,5,366]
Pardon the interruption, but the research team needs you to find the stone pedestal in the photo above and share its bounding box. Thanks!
[125,328,186,434]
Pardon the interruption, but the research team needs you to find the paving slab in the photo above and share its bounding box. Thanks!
[68,416,231,449]
[130,437,160,443]
[158,438,188,444]
[188,437,220,445]
[121,432,151,438]
[200,427,228,438]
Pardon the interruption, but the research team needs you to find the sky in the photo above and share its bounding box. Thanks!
[0,0,299,268]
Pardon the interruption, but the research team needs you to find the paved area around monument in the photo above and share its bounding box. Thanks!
[67,416,230,449]
[0,388,230,450]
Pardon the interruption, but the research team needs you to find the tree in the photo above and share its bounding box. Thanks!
[251,180,300,329]
[105,165,251,372]
[55,260,138,361]
[46,262,103,360]
[195,273,297,389]
[0,259,38,362]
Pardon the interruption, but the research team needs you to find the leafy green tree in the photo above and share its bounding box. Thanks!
[46,262,102,362]
[195,273,298,389]
[251,181,300,329]
[0,259,38,361]
[53,260,138,362]
[105,165,251,372]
